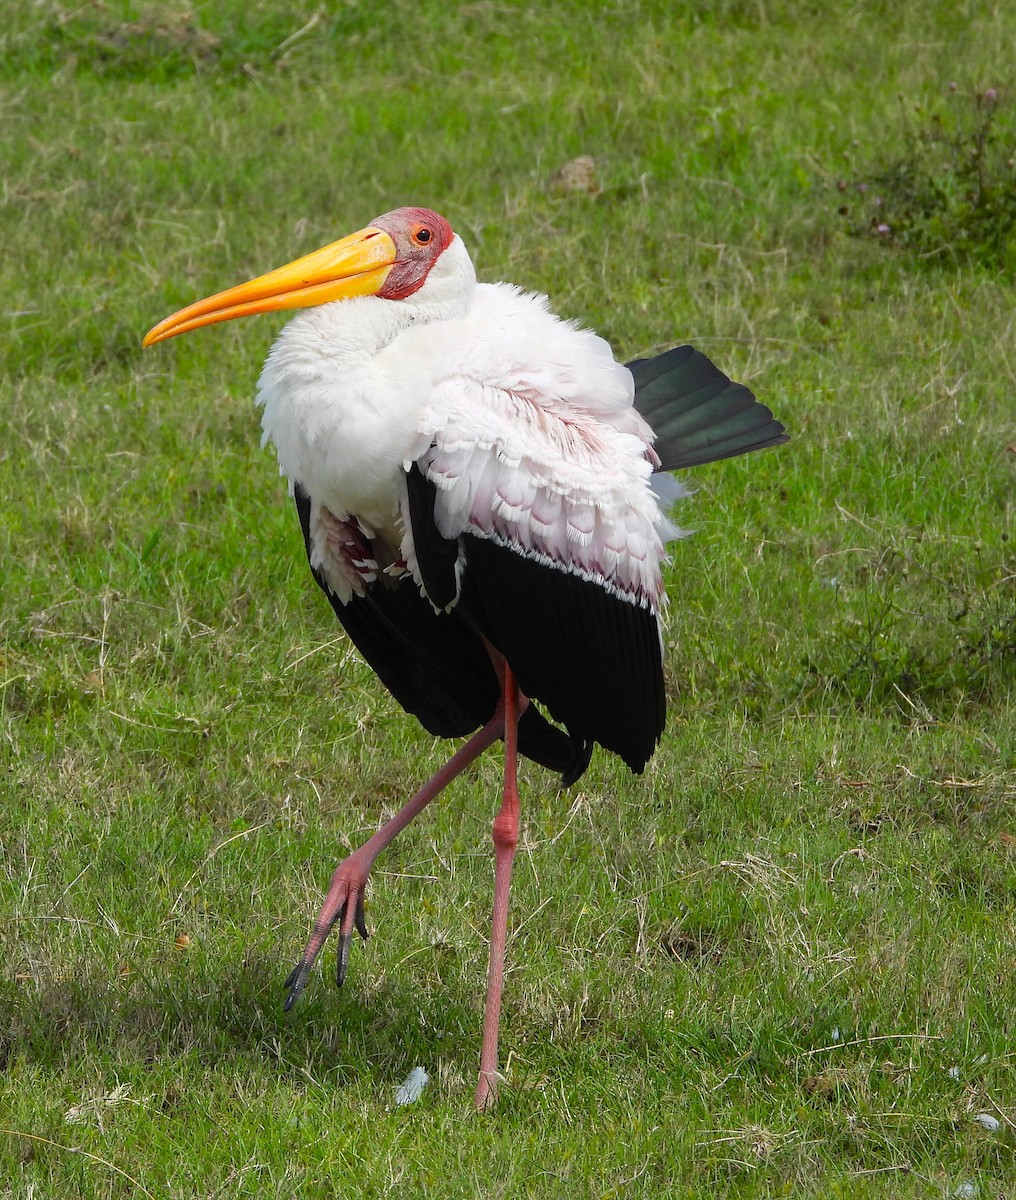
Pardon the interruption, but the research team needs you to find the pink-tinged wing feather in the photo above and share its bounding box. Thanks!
[404,283,685,611]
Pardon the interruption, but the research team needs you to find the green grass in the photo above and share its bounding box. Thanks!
[2,1,1014,1195]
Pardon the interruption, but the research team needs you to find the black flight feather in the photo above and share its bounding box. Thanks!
[405,459,459,611]
[457,534,665,775]
[629,345,788,470]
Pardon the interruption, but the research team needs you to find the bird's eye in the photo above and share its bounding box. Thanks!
[413,226,433,245]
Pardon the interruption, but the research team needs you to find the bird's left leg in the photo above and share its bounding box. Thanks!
[283,710,506,1010]
[474,661,524,1111]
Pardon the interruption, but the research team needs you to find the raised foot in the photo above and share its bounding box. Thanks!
[282,858,370,1011]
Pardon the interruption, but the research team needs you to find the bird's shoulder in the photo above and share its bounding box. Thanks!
[390,282,636,426]
[461,282,636,417]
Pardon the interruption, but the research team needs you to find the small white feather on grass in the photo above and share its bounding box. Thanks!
[394,1067,429,1106]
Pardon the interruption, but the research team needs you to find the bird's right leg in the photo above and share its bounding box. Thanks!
[283,709,506,1009]
[474,662,523,1111]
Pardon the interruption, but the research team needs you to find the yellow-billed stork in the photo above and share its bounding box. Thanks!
[144,206,787,1108]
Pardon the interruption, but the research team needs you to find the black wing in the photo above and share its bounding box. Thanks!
[293,485,588,783]
[459,533,663,774]
[405,467,659,776]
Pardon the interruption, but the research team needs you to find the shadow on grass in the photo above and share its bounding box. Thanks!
[5,950,481,1088]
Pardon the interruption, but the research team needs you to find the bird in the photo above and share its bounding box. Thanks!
[143,205,787,1109]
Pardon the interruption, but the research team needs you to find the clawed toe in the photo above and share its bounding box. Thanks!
[283,959,312,1011]
[284,883,370,1007]
[336,891,369,987]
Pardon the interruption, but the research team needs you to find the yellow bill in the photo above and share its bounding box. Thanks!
[143,225,398,347]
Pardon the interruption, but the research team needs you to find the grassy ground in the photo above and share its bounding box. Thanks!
[2,1,1014,1195]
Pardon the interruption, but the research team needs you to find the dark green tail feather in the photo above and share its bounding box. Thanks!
[628,345,788,471]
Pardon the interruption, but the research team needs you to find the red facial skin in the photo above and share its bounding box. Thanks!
[372,207,454,300]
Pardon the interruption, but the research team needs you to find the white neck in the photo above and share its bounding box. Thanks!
[255,234,477,538]
[398,234,477,325]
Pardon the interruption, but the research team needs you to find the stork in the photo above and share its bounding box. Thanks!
[144,206,786,1108]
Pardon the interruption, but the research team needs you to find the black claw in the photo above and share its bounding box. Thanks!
[283,961,311,1011]
[336,930,352,988]
[354,892,369,942]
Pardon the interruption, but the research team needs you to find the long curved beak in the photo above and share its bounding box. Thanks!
[143,225,397,346]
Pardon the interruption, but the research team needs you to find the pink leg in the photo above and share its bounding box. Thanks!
[284,708,506,1010]
[474,663,523,1111]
